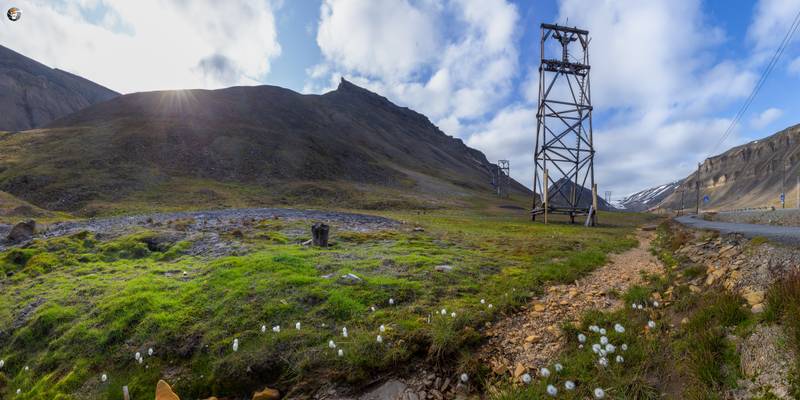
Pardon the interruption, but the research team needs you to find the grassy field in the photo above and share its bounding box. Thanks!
[0,209,654,399]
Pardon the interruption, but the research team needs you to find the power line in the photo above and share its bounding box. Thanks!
[708,9,800,158]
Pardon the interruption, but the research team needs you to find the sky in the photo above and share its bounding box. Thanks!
[0,0,799,199]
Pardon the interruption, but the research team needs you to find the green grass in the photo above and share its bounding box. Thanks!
[0,209,654,399]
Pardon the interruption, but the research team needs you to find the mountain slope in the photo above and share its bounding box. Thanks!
[616,181,681,212]
[0,44,119,131]
[0,79,529,213]
[547,178,615,211]
[658,123,800,211]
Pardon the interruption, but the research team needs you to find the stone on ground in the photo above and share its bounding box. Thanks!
[155,380,180,400]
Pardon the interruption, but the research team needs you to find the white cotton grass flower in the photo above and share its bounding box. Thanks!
[592,343,601,354]
[539,367,551,378]
[379,324,386,333]
[621,343,628,351]
[605,344,616,353]
[600,336,608,345]
[460,373,468,383]
[579,344,584,349]
[564,380,576,391]
[451,312,456,318]
[637,304,644,310]
[148,348,154,356]
[337,349,344,357]
[599,328,607,335]
[521,373,532,384]
[631,303,637,310]
[594,387,606,398]
[370,306,376,312]
[273,325,280,333]
[546,384,558,396]
[480,299,485,304]
[599,349,607,357]
[101,373,108,382]
[388,298,395,305]
[578,333,587,343]
[0,359,4,369]
[614,323,625,333]
[589,325,600,333]
[295,322,301,330]
[232,338,239,352]
[261,324,267,333]
[138,357,143,365]
[616,355,624,363]
[329,340,336,349]
[440,308,447,315]
[554,363,563,372]
[653,300,660,307]
[598,357,609,367]
[488,304,493,309]
[17,389,21,395]
[342,327,348,337]
[647,320,656,329]
[376,335,383,343]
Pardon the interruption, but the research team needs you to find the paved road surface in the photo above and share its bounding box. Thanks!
[676,215,800,246]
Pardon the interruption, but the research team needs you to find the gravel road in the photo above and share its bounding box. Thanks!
[0,208,399,252]
[676,214,800,245]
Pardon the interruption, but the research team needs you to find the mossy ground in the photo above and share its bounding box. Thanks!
[0,209,653,399]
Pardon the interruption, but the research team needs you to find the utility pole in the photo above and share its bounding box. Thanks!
[695,163,701,215]
[679,190,685,216]
[782,158,787,208]
[531,23,596,226]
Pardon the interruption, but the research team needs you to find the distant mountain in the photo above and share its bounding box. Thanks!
[0,44,119,131]
[0,78,529,213]
[616,181,681,212]
[657,123,800,211]
[547,178,615,211]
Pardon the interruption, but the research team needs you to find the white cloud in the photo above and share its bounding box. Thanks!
[790,56,800,75]
[466,106,536,186]
[316,0,439,79]
[750,107,784,129]
[308,0,519,134]
[748,0,800,59]
[0,0,282,93]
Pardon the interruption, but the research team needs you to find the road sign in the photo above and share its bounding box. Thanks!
[703,195,710,203]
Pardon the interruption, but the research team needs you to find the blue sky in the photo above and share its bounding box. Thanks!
[1,0,799,198]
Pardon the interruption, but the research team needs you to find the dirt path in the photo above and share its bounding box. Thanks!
[478,229,664,379]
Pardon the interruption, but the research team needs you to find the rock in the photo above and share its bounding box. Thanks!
[524,335,538,343]
[434,265,454,272]
[533,303,546,312]
[743,289,765,306]
[252,387,280,400]
[514,362,526,378]
[680,317,689,325]
[338,273,363,285]
[413,227,425,232]
[6,220,35,243]
[407,392,420,400]
[751,303,765,314]
[361,379,407,400]
[156,380,180,400]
